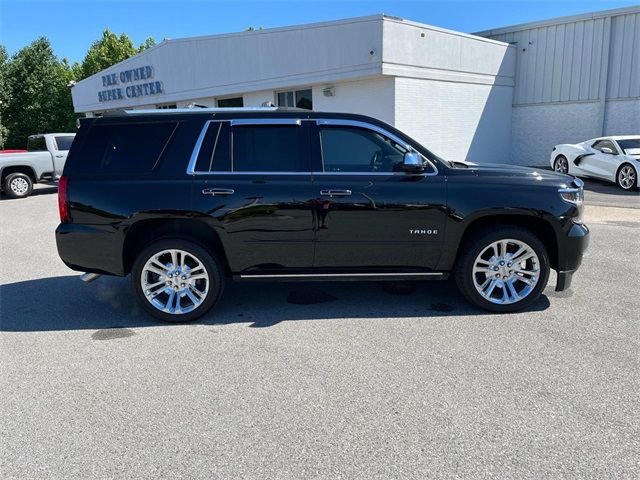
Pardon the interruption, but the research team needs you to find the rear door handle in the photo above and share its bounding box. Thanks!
[202,188,235,196]
[320,189,352,197]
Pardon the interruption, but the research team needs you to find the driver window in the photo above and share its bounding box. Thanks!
[592,140,617,154]
[319,126,408,173]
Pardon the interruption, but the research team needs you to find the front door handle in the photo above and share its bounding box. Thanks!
[202,188,235,196]
[320,189,352,197]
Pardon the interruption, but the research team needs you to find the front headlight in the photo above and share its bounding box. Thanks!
[559,180,584,223]
[558,187,584,205]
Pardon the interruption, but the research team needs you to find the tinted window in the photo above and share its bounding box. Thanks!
[27,137,47,152]
[71,122,177,174]
[592,140,617,153]
[194,122,231,172]
[617,139,640,155]
[54,135,75,151]
[232,125,305,172]
[319,126,407,173]
[217,97,243,108]
[295,89,312,110]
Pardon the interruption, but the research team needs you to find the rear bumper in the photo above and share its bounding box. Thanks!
[555,222,589,291]
[55,223,124,276]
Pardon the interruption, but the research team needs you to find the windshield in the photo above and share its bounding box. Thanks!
[617,139,640,156]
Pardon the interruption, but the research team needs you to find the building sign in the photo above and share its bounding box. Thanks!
[97,65,164,103]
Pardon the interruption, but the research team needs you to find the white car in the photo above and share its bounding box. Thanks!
[550,135,640,190]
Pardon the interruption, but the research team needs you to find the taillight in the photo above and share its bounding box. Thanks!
[58,175,70,222]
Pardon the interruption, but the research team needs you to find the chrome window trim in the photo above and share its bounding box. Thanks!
[187,120,221,175]
[315,119,438,176]
[187,118,305,175]
[231,118,301,126]
[187,117,439,176]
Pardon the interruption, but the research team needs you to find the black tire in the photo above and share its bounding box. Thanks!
[3,172,33,198]
[616,163,638,191]
[553,155,569,174]
[454,226,550,313]
[131,238,225,322]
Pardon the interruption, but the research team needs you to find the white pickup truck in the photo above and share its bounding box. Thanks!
[0,133,75,198]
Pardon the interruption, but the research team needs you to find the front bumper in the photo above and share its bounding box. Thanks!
[555,222,590,291]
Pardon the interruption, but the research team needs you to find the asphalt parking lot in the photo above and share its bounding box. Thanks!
[1,182,638,479]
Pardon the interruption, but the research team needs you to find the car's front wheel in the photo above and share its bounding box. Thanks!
[455,227,550,312]
[131,239,225,322]
[3,172,33,198]
[616,164,637,190]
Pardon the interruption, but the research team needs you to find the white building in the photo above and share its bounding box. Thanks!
[477,6,640,165]
[71,7,639,166]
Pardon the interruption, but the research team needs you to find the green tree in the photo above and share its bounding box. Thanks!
[3,37,77,149]
[80,29,156,80]
[138,36,156,52]
[0,45,10,148]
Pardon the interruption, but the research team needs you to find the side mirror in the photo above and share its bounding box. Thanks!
[600,147,615,155]
[402,151,424,172]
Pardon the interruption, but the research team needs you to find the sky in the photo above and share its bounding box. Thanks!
[1,0,638,63]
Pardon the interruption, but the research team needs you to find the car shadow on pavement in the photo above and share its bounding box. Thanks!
[0,274,551,332]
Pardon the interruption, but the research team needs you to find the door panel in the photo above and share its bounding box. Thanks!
[193,174,314,272]
[190,119,315,273]
[581,140,618,180]
[310,121,447,271]
[51,135,74,177]
[312,174,447,269]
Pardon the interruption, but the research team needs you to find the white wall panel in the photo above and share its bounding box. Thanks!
[510,102,601,166]
[312,77,396,126]
[394,77,513,163]
[482,9,640,103]
[72,16,384,112]
[604,99,640,134]
[608,13,640,98]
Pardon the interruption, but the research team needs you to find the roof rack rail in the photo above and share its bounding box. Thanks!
[101,106,310,116]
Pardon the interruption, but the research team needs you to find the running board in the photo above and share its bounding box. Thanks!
[234,272,447,282]
[80,272,101,283]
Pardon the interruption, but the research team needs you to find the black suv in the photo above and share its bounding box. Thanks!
[56,108,589,321]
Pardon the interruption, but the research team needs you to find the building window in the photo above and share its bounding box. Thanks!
[217,97,244,108]
[276,89,312,110]
[157,104,177,109]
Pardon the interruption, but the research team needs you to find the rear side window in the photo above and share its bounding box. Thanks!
[71,122,177,174]
[27,137,47,152]
[232,125,305,172]
[54,136,75,151]
[194,122,231,172]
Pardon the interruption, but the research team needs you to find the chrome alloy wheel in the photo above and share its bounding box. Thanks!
[618,165,636,190]
[472,239,540,305]
[10,177,29,195]
[140,249,209,315]
[554,156,568,174]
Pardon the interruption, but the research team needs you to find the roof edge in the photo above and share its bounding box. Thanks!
[474,5,640,37]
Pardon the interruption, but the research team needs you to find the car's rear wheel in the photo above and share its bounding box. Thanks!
[131,239,224,322]
[554,155,569,174]
[616,164,637,190]
[3,172,33,198]
[455,227,550,312]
